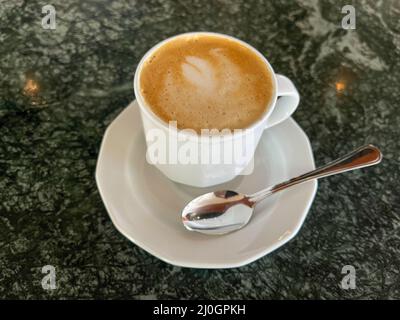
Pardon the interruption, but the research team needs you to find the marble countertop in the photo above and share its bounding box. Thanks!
[0,0,399,299]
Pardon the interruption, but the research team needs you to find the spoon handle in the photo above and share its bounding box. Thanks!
[249,144,382,203]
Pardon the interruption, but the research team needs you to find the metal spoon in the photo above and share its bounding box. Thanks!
[182,144,382,235]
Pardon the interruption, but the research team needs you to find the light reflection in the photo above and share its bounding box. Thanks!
[278,230,292,241]
[23,76,46,106]
[335,81,345,93]
[24,78,40,96]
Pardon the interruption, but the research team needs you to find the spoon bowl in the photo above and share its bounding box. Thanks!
[182,191,254,235]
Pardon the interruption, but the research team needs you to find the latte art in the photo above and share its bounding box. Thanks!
[140,34,274,132]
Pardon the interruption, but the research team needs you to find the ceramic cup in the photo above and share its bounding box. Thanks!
[134,32,299,187]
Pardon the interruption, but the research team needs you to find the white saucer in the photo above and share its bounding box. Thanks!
[96,101,317,269]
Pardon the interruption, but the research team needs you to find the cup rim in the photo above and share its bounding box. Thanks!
[133,31,278,141]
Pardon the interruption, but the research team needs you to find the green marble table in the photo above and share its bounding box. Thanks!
[0,0,399,299]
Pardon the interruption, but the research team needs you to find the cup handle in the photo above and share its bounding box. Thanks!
[265,74,300,128]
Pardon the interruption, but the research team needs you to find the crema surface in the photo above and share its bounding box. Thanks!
[140,34,274,132]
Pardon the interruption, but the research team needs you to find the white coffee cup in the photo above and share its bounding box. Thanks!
[134,32,299,187]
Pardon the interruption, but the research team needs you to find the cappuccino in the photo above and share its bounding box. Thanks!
[139,34,274,132]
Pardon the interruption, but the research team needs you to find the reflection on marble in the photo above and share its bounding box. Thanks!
[0,0,399,299]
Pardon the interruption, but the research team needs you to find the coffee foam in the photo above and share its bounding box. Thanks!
[139,34,274,132]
